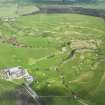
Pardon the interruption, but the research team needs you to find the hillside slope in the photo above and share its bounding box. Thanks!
[0,13,105,105]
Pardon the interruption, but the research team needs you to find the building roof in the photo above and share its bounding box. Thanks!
[4,67,24,74]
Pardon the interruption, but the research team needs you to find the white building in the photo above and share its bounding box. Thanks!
[4,66,29,80]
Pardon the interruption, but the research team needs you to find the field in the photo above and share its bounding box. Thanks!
[0,2,105,105]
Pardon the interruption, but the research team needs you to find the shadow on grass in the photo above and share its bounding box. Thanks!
[36,85,69,105]
[0,90,16,102]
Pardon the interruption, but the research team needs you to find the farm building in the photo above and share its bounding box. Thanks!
[3,66,30,80]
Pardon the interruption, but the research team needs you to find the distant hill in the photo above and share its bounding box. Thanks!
[1,0,105,3]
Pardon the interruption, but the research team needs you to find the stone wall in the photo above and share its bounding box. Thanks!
[21,6,105,18]
[39,6,105,17]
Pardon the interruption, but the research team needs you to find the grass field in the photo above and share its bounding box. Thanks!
[0,4,105,105]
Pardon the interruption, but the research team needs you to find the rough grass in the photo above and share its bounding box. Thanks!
[0,13,105,105]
